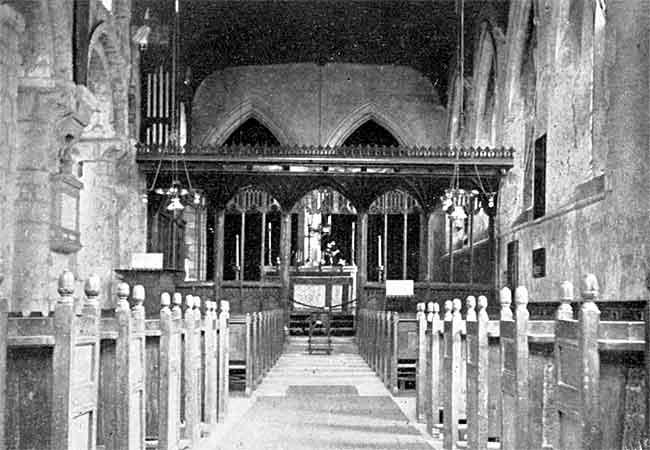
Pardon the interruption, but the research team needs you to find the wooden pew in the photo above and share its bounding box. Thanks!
[554,275,602,450]
[218,300,230,420]
[442,299,464,449]
[428,274,649,450]
[228,309,284,396]
[3,273,235,450]
[465,295,488,450]
[97,282,146,450]
[425,301,443,438]
[228,313,252,395]
[5,271,102,450]
[415,303,427,421]
[390,311,419,394]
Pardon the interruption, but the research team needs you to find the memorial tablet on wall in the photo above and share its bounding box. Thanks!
[50,173,82,253]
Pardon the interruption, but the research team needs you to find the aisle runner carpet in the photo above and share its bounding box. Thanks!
[213,385,433,450]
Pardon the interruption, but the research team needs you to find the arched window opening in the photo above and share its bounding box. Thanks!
[219,187,281,281]
[521,5,538,213]
[224,118,280,147]
[368,190,421,282]
[342,120,400,147]
[480,59,496,143]
[87,47,115,133]
[592,0,607,176]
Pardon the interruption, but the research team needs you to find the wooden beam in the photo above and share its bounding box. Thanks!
[213,208,225,301]
[356,211,368,307]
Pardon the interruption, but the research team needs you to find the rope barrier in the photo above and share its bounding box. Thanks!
[289,298,358,311]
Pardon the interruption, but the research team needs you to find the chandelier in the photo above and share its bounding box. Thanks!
[441,0,495,228]
[146,0,201,212]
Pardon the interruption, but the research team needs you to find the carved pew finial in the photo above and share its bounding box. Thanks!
[477,295,488,321]
[466,296,477,321]
[500,286,513,321]
[132,285,146,316]
[57,269,76,304]
[452,298,462,319]
[116,282,130,311]
[515,286,529,306]
[581,274,599,302]
[581,274,600,314]
[194,296,202,320]
[84,274,101,308]
[558,281,574,320]
[426,301,435,322]
[172,293,183,319]
[185,295,194,319]
[161,292,171,313]
[444,300,453,321]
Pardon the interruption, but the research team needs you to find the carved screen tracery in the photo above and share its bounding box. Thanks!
[369,189,420,215]
[226,187,280,214]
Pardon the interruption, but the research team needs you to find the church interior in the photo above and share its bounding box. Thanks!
[0,0,649,449]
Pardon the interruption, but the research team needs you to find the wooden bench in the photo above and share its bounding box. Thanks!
[418,274,650,450]
[390,312,419,393]
[3,270,233,450]
[229,309,285,395]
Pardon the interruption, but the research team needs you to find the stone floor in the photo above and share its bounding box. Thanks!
[197,337,438,450]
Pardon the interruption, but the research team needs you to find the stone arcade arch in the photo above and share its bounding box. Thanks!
[325,103,408,148]
[471,23,500,147]
[203,97,296,146]
[85,21,128,138]
[223,118,281,147]
[342,120,400,148]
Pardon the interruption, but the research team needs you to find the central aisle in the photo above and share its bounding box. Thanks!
[210,337,434,450]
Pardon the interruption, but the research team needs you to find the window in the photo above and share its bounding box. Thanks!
[532,248,546,278]
[533,134,546,219]
[73,0,90,85]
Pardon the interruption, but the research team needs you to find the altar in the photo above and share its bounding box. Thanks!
[278,265,357,311]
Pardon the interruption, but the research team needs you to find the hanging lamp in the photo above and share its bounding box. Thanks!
[441,0,495,228]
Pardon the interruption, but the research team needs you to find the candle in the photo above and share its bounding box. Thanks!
[351,222,356,262]
[235,234,240,267]
[378,235,382,266]
[268,223,272,263]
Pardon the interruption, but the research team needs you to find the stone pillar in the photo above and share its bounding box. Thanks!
[13,88,59,314]
[355,210,368,307]
[0,5,24,302]
[76,146,118,307]
[279,211,292,311]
